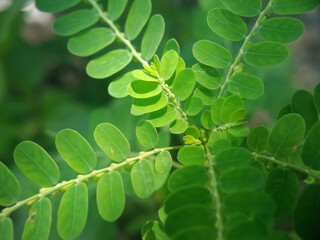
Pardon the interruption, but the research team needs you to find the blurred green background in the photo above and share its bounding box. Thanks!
[0,0,319,239]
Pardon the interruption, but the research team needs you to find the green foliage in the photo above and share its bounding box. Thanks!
[0,162,20,206]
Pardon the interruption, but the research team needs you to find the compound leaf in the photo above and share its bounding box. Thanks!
[136,120,159,149]
[177,146,206,166]
[272,0,320,14]
[0,162,20,206]
[131,159,155,198]
[301,121,320,170]
[192,63,222,90]
[108,0,128,21]
[172,68,196,101]
[221,0,262,17]
[0,217,13,240]
[35,0,80,13]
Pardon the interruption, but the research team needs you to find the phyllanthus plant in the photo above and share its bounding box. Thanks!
[1,0,320,239]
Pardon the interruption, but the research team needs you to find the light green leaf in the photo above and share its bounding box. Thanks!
[268,113,305,156]
[211,97,225,125]
[221,0,262,17]
[207,9,247,41]
[22,198,52,240]
[230,108,246,123]
[125,0,152,40]
[57,182,88,240]
[141,14,165,60]
[131,159,155,198]
[108,0,128,21]
[108,72,138,98]
[184,96,203,116]
[132,70,158,82]
[136,120,159,149]
[192,63,222,90]
[56,129,97,174]
[167,165,209,192]
[155,151,172,174]
[193,87,214,106]
[172,68,196,101]
[228,72,264,100]
[35,0,80,13]
[97,171,125,221]
[148,105,178,127]
[131,93,168,115]
[193,40,232,68]
[53,9,99,36]
[302,121,320,170]
[272,0,320,14]
[0,162,20,206]
[265,168,299,218]
[163,39,180,56]
[244,42,288,67]
[259,17,304,43]
[14,141,60,187]
[94,123,130,162]
[247,126,269,152]
[208,138,231,155]
[128,80,161,99]
[177,146,206,166]
[201,110,214,129]
[160,50,179,80]
[67,28,115,57]
[0,217,13,240]
[169,119,188,134]
[87,49,132,79]
[221,95,244,123]
[228,126,249,137]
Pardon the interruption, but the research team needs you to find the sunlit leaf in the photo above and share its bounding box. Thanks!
[201,110,214,129]
[163,38,180,56]
[0,162,20,206]
[132,70,158,82]
[172,68,196,101]
[184,96,203,116]
[160,50,179,80]
[148,105,178,127]
[221,95,244,123]
[221,0,262,17]
[35,0,80,13]
[272,0,320,14]
[228,126,249,137]
[192,63,222,90]
[131,159,155,198]
[108,72,138,98]
[169,119,188,134]
[131,93,168,115]
[108,0,128,21]
[177,146,206,166]
[155,151,172,174]
[136,120,159,149]
[128,80,162,99]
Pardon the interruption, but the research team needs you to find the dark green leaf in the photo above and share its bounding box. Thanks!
[172,68,196,101]
[272,0,320,14]
[0,217,13,240]
[172,226,216,240]
[148,105,178,127]
[108,72,138,98]
[302,121,320,170]
[184,96,203,116]
[131,159,155,198]
[0,162,20,206]
[247,126,269,152]
[169,119,188,134]
[160,50,179,80]
[177,146,206,166]
[221,0,262,17]
[136,120,159,149]
[208,138,231,155]
[142,221,169,240]
[155,151,172,174]
[314,83,320,112]
[228,221,266,240]
[192,63,222,90]
[108,0,128,21]
[131,93,168,115]
[35,0,80,13]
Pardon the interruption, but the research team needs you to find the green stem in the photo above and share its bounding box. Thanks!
[218,0,273,97]
[0,146,183,219]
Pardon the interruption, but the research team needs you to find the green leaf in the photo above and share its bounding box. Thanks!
[192,63,222,90]
[244,42,288,67]
[131,159,155,198]
[125,0,152,40]
[67,28,115,57]
[265,168,299,218]
[272,0,320,14]
[132,70,158,82]
[53,9,99,36]
[228,126,249,137]
[301,121,320,170]
[35,0,80,13]
[184,96,203,116]
[87,49,132,79]
[177,146,206,166]
[228,221,266,240]
[136,120,159,149]
[193,40,232,69]
[208,138,231,155]
[108,0,128,21]
[314,83,320,113]
[219,166,264,193]
[153,162,170,191]
[148,105,178,127]
[201,110,214,129]
[259,17,304,43]
[94,123,130,162]
[291,90,318,132]
[56,129,97,174]
[141,14,165,60]
[294,184,320,240]
[128,80,162,99]
[22,198,52,240]
[268,113,305,156]
[0,218,13,240]
[173,227,216,240]
[172,68,196,101]
[131,93,168,115]
[247,126,269,152]
[57,182,88,240]
[14,141,60,187]
[142,221,169,240]
[167,165,209,192]
[211,97,225,125]
[169,119,188,134]
[160,50,179,80]
[194,87,214,106]
[221,0,262,17]
[207,9,247,41]
[0,162,20,206]
[108,72,138,98]
[97,171,125,222]
[228,72,264,100]
[221,95,244,123]
[155,151,172,174]
[163,38,180,56]
[215,147,252,173]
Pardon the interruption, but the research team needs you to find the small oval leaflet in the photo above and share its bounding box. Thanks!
[184,96,203,116]
[108,0,128,21]
[259,17,304,43]
[177,146,206,166]
[57,182,88,240]
[193,40,232,69]
[228,72,264,100]
[131,158,155,198]
[155,150,172,174]
[14,141,60,187]
[160,50,179,80]
[0,217,13,240]
[272,0,320,14]
[35,0,80,13]
[148,104,178,127]
[97,171,125,222]
[221,0,262,17]
[244,41,288,67]
[211,97,225,125]
[301,121,320,170]
[163,38,180,56]
[128,80,162,99]
[221,95,244,123]
[192,63,222,90]
[169,119,188,134]
[142,221,169,240]
[68,28,116,57]
[87,49,132,79]
[201,110,214,129]
[172,68,196,101]
[132,70,158,82]
[108,71,138,98]
[0,161,21,206]
[94,123,131,162]
[22,198,52,240]
[53,9,99,36]
[136,120,159,149]
[131,93,168,116]
[247,125,269,152]
[207,8,248,41]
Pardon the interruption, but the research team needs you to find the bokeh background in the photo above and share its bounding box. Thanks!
[0,0,319,239]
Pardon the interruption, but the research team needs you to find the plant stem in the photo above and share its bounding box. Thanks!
[218,0,273,97]
[0,146,183,219]
[254,153,320,182]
